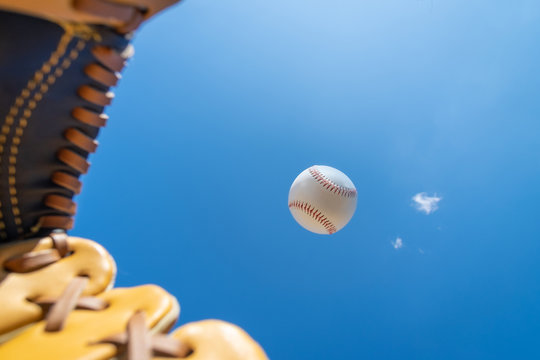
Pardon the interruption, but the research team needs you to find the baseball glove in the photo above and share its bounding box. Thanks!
[0,1,268,359]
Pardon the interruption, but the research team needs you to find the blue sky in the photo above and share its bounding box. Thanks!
[75,1,540,358]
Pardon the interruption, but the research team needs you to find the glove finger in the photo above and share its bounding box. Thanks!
[0,235,116,343]
[0,285,180,360]
[164,320,269,360]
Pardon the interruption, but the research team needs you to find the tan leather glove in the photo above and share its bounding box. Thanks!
[0,234,268,359]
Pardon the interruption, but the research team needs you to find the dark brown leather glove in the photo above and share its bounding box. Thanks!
[0,0,178,242]
[0,2,270,359]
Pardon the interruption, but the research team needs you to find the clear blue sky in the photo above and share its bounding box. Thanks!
[75,1,540,358]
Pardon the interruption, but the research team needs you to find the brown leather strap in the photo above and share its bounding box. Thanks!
[84,63,120,87]
[50,231,70,257]
[40,215,75,230]
[98,312,192,359]
[64,128,98,153]
[3,249,61,273]
[128,311,151,360]
[44,194,77,215]
[52,171,83,194]
[57,149,90,174]
[36,295,107,311]
[91,46,126,72]
[117,10,145,33]
[72,107,108,128]
[152,334,192,358]
[77,85,114,106]
[3,233,70,272]
[44,276,88,332]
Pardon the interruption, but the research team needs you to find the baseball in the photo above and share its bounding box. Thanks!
[288,165,357,235]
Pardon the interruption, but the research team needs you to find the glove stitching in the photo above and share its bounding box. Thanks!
[39,47,127,235]
[0,32,74,240]
[40,46,129,234]
[0,22,128,239]
[11,39,88,237]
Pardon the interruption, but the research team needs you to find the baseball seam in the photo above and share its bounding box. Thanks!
[288,200,337,234]
[308,167,357,198]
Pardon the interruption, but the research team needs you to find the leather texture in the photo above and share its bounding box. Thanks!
[0,11,130,241]
[0,0,179,27]
[0,235,268,359]
[0,235,116,342]
[0,285,180,360]
[167,320,269,360]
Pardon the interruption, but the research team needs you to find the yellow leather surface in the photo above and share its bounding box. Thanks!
[0,236,116,341]
[0,285,180,360]
[165,320,269,360]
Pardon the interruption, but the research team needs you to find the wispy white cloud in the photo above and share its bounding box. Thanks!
[392,237,403,249]
[412,192,442,214]
[418,248,425,254]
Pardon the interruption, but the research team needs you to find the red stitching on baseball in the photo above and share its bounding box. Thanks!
[288,200,337,234]
[308,167,357,198]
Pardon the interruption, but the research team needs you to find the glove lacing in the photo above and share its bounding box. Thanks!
[38,31,134,234]
[35,277,192,359]
[3,232,192,359]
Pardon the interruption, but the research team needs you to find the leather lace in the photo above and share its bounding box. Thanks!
[36,278,192,359]
[40,42,133,233]
[3,232,70,273]
[3,233,192,359]
[99,312,193,359]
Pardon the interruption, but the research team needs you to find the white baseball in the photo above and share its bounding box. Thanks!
[288,165,357,235]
